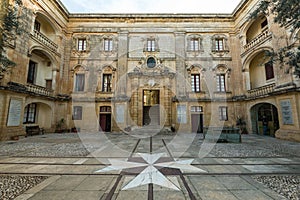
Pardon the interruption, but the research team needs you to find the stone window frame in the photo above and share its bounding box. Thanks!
[97,65,116,93]
[265,61,275,81]
[77,38,87,51]
[72,65,89,92]
[72,106,83,120]
[211,34,229,53]
[102,74,112,92]
[187,34,203,52]
[187,64,206,93]
[191,74,201,93]
[219,106,228,121]
[101,35,116,54]
[143,36,160,52]
[72,35,90,52]
[216,74,226,92]
[27,60,37,84]
[212,64,231,93]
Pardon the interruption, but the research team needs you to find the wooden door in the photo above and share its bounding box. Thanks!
[191,114,203,133]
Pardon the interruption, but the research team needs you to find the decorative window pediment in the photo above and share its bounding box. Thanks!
[101,35,116,54]
[72,65,88,92]
[187,35,203,52]
[72,35,90,52]
[143,36,159,52]
[97,65,116,92]
[213,64,231,92]
[211,34,229,54]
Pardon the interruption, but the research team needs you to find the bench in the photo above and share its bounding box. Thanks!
[203,127,241,143]
[25,125,44,136]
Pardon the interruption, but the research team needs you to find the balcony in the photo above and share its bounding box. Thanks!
[247,83,275,99]
[31,30,58,52]
[243,30,272,54]
[26,84,54,97]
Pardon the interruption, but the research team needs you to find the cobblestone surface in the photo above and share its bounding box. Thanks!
[209,143,281,157]
[209,135,300,157]
[0,175,48,200]
[253,176,300,200]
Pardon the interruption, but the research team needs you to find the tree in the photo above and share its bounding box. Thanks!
[249,0,300,77]
[0,0,23,76]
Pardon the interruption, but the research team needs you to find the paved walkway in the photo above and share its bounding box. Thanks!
[0,132,299,200]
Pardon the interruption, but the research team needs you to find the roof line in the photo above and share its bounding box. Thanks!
[54,0,249,18]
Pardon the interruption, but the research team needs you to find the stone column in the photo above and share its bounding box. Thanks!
[117,31,129,97]
[174,32,186,98]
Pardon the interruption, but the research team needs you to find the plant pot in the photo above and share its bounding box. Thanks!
[11,135,19,140]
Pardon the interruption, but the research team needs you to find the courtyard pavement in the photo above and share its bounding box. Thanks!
[0,132,299,200]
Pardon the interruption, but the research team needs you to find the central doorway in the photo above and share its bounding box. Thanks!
[99,106,111,132]
[143,90,160,126]
[191,106,204,133]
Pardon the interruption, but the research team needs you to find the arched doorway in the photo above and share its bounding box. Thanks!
[250,103,279,136]
[23,102,53,129]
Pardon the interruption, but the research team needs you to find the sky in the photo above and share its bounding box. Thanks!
[60,0,242,14]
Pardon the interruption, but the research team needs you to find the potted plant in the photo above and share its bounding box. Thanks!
[55,118,65,133]
[236,116,248,134]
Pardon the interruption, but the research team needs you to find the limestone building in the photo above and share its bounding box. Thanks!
[0,0,299,141]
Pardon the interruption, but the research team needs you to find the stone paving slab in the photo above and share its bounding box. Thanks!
[1,156,299,166]
[0,133,299,200]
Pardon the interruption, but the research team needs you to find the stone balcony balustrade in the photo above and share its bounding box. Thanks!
[26,84,54,97]
[247,83,275,99]
[31,30,58,52]
[243,30,272,53]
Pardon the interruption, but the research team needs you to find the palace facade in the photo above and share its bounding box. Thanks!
[0,0,299,141]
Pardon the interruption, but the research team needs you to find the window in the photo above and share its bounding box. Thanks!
[219,106,228,121]
[216,74,226,92]
[177,105,187,123]
[215,39,224,51]
[265,62,274,80]
[104,39,113,51]
[191,106,203,112]
[23,103,37,123]
[191,74,200,92]
[77,39,87,51]
[34,20,40,32]
[100,106,111,112]
[261,19,268,29]
[146,39,156,52]
[27,60,37,84]
[45,80,52,90]
[73,106,82,120]
[102,74,112,92]
[147,57,156,68]
[190,38,200,51]
[75,74,85,92]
